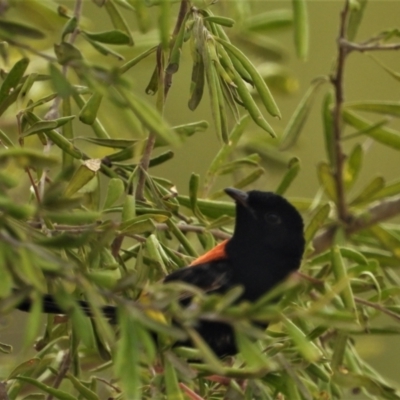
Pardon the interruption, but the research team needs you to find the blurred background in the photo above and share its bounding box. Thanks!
[1,1,400,397]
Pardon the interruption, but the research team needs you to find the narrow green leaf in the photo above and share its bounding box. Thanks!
[350,176,385,205]
[104,0,134,45]
[49,63,75,98]
[322,91,335,165]
[79,92,103,125]
[0,57,29,105]
[82,30,131,45]
[343,144,363,190]
[305,203,331,245]
[164,353,185,400]
[65,373,99,400]
[204,16,235,28]
[369,225,400,259]
[347,0,368,41]
[186,328,225,374]
[243,9,293,32]
[177,195,235,219]
[275,157,300,195]
[54,42,83,65]
[317,162,337,202]
[114,308,141,400]
[119,46,157,74]
[282,316,322,362]
[345,100,400,118]
[14,377,76,400]
[215,36,281,119]
[280,79,325,150]
[331,246,357,313]
[158,0,171,50]
[235,331,269,369]
[370,55,400,83]
[61,17,78,41]
[117,88,180,146]
[292,0,309,60]
[0,20,45,39]
[166,11,190,74]
[343,109,400,150]
[23,116,75,136]
[64,160,101,197]
[166,219,198,257]
[0,148,58,169]
[82,35,124,60]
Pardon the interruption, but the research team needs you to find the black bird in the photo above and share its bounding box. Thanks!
[16,188,305,357]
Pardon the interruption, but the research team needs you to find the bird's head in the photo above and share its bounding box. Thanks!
[225,188,305,260]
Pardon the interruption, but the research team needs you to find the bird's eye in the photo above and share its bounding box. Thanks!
[265,212,281,224]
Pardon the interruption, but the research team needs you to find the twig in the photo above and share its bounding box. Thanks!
[155,223,231,240]
[330,0,351,222]
[341,39,400,52]
[312,196,400,254]
[354,296,400,323]
[46,351,71,400]
[6,38,56,61]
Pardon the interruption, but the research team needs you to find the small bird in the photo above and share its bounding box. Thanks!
[16,188,305,357]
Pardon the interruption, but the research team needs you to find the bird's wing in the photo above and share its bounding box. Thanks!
[164,258,233,295]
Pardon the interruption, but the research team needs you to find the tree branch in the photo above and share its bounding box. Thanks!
[312,196,400,254]
[341,39,400,52]
[330,0,351,222]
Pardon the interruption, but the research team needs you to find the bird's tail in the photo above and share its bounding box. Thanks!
[16,293,118,323]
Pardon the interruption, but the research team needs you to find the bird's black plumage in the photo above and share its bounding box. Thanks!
[15,188,305,357]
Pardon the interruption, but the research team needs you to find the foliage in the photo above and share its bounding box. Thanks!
[1,0,400,399]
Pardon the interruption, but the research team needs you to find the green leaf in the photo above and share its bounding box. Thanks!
[104,0,134,46]
[0,57,29,106]
[274,158,300,195]
[117,88,180,146]
[350,176,385,205]
[23,116,75,136]
[103,178,125,209]
[49,63,75,98]
[282,316,322,362]
[204,16,235,28]
[163,353,185,400]
[54,42,83,65]
[347,0,368,41]
[292,0,309,60]
[178,196,235,219]
[14,377,76,400]
[305,203,331,245]
[322,91,335,164]
[65,373,99,400]
[79,92,103,125]
[0,148,58,168]
[82,30,131,45]
[343,144,363,190]
[317,162,337,202]
[343,109,400,150]
[331,246,357,312]
[280,79,325,150]
[64,159,101,197]
[0,20,45,39]
[345,101,400,118]
[243,9,292,32]
[215,36,281,119]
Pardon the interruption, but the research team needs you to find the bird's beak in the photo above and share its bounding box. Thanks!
[224,188,249,208]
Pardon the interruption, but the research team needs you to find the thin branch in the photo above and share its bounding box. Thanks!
[354,296,400,323]
[312,196,400,254]
[46,351,71,400]
[330,0,351,222]
[341,39,400,52]
[6,38,56,61]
